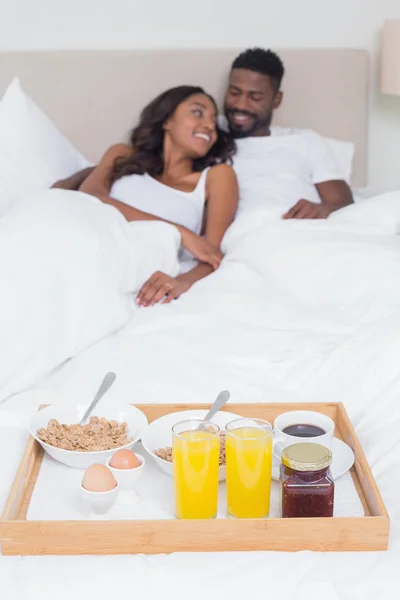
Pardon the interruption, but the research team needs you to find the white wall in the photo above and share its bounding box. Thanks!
[3,0,400,195]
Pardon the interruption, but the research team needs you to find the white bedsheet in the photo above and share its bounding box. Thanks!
[2,193,400,599]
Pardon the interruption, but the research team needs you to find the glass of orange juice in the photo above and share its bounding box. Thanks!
[226,418,273,518]
[172,419,220,519]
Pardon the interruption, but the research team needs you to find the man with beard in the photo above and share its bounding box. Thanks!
[221,47,354,219]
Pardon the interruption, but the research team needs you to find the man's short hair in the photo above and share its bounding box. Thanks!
[231,48,285,90]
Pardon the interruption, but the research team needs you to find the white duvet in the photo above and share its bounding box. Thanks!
[0,188,180,402]
[1,191,400,599]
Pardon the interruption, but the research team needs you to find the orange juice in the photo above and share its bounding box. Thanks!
[226,426,272,518]
[173,429,219,519]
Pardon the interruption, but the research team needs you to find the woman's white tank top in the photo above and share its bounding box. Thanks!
[110,168,209,235]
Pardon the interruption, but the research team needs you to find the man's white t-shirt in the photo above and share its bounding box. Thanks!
[230,126,343,216]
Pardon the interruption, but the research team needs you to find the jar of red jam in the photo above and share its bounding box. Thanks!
[280,443,334,518]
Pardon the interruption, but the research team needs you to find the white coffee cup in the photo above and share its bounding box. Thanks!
[273,410,335,461]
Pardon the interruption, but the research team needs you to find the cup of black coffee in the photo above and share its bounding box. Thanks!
[273,411,335,460]
[282,423,326,437]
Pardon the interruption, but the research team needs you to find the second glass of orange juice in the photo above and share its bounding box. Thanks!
[172,419,220,519]
[226,418,273,518]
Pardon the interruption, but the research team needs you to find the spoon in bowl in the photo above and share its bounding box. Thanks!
[79,372,117,426]
[196,390,231,431]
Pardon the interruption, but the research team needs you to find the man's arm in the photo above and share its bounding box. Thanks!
[51,167,95,190]
[283,180,353,219]
[316,180,353,212]
[283,129,354,220]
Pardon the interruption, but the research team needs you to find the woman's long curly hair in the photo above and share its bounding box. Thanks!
[109,86,236,185]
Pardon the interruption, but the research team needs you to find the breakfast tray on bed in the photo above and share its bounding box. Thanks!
[0,402,390,555]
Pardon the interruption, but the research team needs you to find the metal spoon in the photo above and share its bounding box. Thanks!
[79,372,117,426]
[196,390,231,430]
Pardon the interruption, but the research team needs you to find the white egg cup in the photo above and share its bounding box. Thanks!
[81,482,119,519]
[106,453,145,505]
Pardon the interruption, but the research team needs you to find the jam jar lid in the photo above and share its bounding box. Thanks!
[281,442,332,472]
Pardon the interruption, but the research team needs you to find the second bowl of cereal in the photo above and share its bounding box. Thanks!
[29,403,148,469]
[141,409,241,482]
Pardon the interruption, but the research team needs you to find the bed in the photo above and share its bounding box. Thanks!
[1,48,400,600]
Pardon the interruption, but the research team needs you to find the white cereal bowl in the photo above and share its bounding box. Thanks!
[29,403,148,470]
[141,409,241,482]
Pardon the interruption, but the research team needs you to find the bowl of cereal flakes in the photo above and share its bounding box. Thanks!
[29,403,148,469]
[141,409,241,482]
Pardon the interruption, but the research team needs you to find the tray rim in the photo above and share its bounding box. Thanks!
[0,401,390,554]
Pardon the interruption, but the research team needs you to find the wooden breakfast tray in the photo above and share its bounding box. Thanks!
[0,402,390,555]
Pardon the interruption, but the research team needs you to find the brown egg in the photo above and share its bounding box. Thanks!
[82,464,117,492]
[109,449,142,470]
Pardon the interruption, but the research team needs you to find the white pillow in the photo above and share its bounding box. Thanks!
[324,137,355,185]
[0,77,92,216]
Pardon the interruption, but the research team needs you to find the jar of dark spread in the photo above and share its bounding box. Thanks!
[280,443,334,518]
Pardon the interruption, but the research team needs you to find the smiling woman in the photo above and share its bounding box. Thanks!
[75,85,238,306]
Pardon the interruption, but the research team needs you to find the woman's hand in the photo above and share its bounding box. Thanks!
[136,272,191,307]
[179,227,223,271]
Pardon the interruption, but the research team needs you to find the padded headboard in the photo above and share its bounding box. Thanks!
[0,49,369,187]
